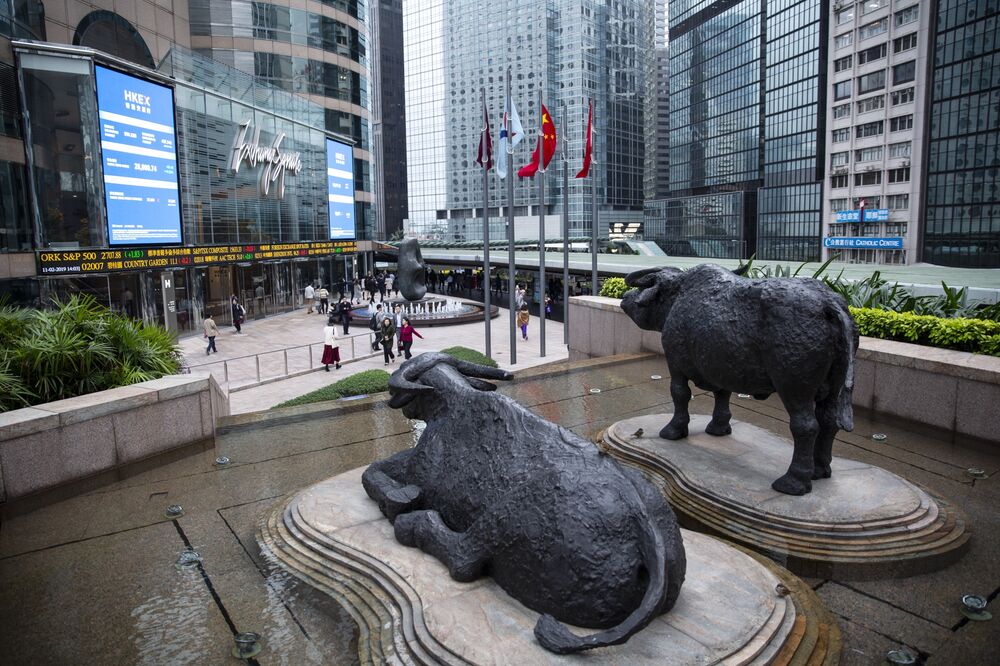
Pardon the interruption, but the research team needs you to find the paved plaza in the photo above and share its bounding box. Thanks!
[179,293,569,413]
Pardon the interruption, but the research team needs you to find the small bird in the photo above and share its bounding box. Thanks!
[632,428,644,438]
[775,583,790,597]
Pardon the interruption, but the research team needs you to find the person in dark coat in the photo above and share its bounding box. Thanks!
[337,298,352,334]
[379,316,396,365]
[230,295,244,334]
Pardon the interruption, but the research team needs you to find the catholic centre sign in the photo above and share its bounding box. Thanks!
[230,120,303,198]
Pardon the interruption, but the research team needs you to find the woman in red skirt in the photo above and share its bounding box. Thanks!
[322,315,341,370]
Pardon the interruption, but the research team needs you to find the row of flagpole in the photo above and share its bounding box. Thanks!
[475,68,596,364]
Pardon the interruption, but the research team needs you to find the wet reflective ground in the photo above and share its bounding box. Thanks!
[1,354,998,664]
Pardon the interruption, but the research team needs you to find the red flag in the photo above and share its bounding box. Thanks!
[575,100,593,179]
[517,104,556,178]
[476,100,493,170]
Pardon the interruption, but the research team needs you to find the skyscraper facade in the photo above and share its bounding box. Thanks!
[654,0,826,261]
[922,0,999,268]
[403,0,647,242]
[643,0,670,202]
[370,0,408,239]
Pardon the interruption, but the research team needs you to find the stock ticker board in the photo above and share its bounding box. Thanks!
[36,241,358,275]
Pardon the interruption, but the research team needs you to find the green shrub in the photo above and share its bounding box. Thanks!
[439,346,499,368]
[0,295,181,412]
[273,369,391,408]
[849,307,1000,357]
[600,277,633,299]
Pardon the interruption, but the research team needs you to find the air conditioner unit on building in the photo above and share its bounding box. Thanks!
[901,160,910,167]
[865,165,878,171]
[834,167,848,174]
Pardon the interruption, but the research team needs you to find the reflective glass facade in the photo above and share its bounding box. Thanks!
[923,0,1000,267]
[403,0,646,242]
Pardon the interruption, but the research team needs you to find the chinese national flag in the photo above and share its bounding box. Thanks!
[517,104,557,178]
[575,100,593,179]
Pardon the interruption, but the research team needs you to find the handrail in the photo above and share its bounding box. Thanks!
[185,330,375,369]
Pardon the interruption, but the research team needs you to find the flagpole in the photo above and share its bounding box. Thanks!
[591,98,598,296]
[506,67,517,365]
[561,100,569,346]
[537,87,546,357]
[480,87,491,360]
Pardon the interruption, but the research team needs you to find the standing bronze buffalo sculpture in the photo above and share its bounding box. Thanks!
[362,352,686,654]
[621,264,859,496]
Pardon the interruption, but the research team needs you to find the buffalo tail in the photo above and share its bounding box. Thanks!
[533,503,668,654]
[833,304,858,432]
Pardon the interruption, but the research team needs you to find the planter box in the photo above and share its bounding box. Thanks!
[568,296,1000,444]
[0,374,229,502]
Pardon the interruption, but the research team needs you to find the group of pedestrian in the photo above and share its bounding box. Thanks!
[367,302,424,364]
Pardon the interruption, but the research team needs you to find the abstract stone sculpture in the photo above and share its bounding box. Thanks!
[621,264,859,496]
[397,238,427,301]
[362,352,687,654]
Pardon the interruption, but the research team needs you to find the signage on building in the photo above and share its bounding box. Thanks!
[230,121,303,198]
[835,209,890,222]
[326,138,356,240]
[95,66,183,246]
[823,237,903,250]
[36,241,357,275]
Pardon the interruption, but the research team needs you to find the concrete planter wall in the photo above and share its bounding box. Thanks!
[0,374,229,502]
[568,296,1000,443]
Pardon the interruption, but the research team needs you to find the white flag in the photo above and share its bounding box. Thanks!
[496,99,524,179]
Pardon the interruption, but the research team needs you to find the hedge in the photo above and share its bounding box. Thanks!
[849,307,1000,357]
[600,277,632,299]
[437,346,499,368]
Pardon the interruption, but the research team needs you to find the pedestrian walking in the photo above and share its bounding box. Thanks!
[392,305,404,355]
[515,284,526,309]
[376,272,387,302]
[398,317,424,359]
[322,315,342,371]
[304,283,315,314]
[317,285,330,314]
[203,313,219,354]
[229,294,247,335]
[379,316,397,365]
[369,303,384,351]
[352,277,362,303]
[364,274,376,301]
[385,273,394,297]
[517,303,530,341]
[338,298,352,334]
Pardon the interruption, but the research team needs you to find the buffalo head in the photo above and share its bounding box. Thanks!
[621,267,683,332]
[388,352,513,419]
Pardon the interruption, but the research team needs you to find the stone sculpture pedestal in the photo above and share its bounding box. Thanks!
[602,415,970,580]
[260,467,841,664]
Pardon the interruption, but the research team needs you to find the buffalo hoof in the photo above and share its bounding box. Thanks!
[705,420,732,436]
[659,422,688,440]
[393,511,421,546]
[771,473,811,496]
[812,464,832,480]
[382,484,421,522]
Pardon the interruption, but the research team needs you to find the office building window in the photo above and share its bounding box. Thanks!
[888,167,911,183]
[855,171,883,186]
[855,146,883,162]
[887,194,909,209]
[857,95,885,114]
[833,103,852,119]
[890,114,913,132]
[835,32,853,49]
[834,80,853,100]
[856,120,884,138]
[891,87,914,105]
[830,198,850,210]
[893,33,917,53]
[857,43,887,64]
[893,60,916,85]
[858,70,886,94]
[831,151,850,166]
[859,18,888,40]
[833,127,851,142]
[894,5,918,27]
[831,174,849,188]
[836,7,855,25]
[853,196,880,208]
[862,0,889,14]
[835,55,853,72]
[889,141,911,158]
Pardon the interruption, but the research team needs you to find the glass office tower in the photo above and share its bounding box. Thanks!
[922,0,1000,268]
[661,0,826,260]
[403,0,647,242]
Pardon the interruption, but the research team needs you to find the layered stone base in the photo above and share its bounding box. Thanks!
[602,415,971,580]
[259,467,841,664]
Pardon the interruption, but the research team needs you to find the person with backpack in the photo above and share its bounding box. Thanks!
[230,295,245,334]
[369,303,383,352]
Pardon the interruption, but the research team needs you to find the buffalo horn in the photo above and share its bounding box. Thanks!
[624,267,662,288]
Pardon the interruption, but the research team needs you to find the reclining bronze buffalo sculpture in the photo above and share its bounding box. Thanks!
[621,264,859,496]
[362,352,687,654]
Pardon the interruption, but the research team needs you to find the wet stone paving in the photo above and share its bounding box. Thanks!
[1,354,999,664]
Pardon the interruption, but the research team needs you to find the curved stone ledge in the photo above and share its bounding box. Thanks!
[602,414,971,580]
[259,466,841,664]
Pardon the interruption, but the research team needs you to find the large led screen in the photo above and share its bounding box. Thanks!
[95,65,182,245]
[326,138,356,240]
